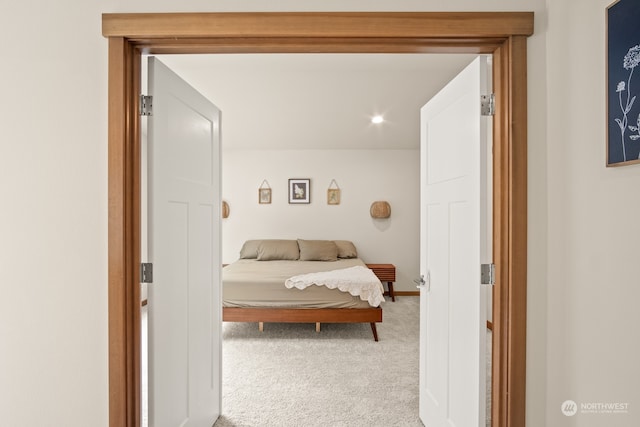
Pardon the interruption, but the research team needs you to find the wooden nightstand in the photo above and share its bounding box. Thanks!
[366,263,396,302]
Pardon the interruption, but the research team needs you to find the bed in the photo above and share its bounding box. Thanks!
[222,239,384,341]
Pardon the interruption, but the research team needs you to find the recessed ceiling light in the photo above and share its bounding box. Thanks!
[371,115,384,124]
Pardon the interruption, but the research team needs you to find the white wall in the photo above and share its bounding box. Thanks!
[222,149,419,291]
[1,1,558,427]
[544,1,640,426]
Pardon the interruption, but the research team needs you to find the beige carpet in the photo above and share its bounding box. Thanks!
[214,297,422,427]
[143,297,492,426]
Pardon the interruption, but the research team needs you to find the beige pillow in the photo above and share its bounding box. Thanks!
[334,240,358,259]
[239,240,262,259]
[298,239,338,261]
[256,240,300,261]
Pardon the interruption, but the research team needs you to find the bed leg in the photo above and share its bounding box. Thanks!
[316,322,321,333]
[370,323,379,342]
[259,322,264,332]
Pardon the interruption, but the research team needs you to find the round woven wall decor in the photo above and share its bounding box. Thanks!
[222,201,230,219]
[370,201,391,218]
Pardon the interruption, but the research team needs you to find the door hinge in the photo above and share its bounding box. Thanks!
[141,263,153,284]
[481,263,495,285]
[140,95,153,116]
[481,93,495,116]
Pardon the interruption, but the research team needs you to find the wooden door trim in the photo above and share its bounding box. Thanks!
[108,36,141,427]
[491,35,529,427]
[102,12,533,39]
[103,12,533,427]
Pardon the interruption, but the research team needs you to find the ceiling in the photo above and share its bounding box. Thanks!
[156,53,477,150]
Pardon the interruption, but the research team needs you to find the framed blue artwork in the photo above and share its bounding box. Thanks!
[607,0,640,166]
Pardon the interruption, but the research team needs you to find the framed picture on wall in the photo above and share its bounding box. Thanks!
[607,0,640,166]
[288,178,310,204]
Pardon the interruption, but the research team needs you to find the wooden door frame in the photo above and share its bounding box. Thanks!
[102,12,533,427]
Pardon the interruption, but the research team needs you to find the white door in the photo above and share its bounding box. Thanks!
[147,57,222,427]
[419,56,491,427]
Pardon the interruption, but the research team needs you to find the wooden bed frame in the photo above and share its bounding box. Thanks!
[223,306,383,341]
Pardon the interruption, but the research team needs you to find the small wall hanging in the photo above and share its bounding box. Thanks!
[289,178,310,204]
[258,180,272,204]
[327,179,341,205]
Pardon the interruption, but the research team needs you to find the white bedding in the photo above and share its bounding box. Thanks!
[284,266,386,307]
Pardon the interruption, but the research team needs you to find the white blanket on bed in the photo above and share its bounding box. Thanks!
[284,266,386,307]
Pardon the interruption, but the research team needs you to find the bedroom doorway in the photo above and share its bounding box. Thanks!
[104,12,532,427]
[143,51,478,426]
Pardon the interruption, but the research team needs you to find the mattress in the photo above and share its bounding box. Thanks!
[223,258,374,309]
